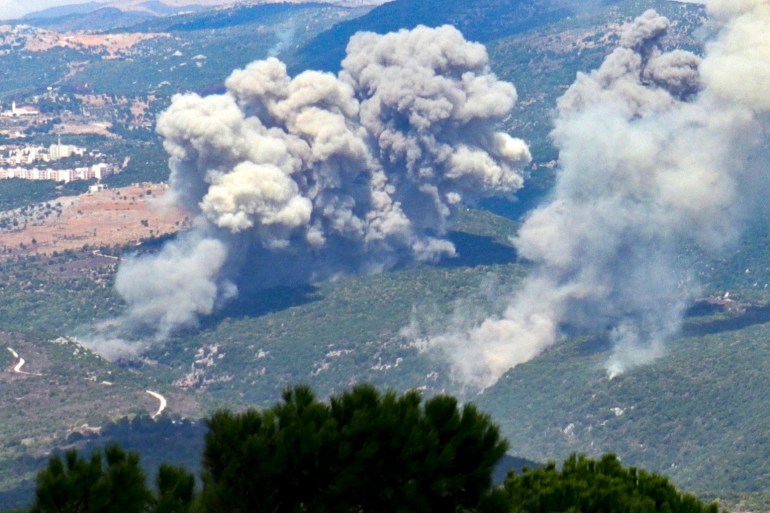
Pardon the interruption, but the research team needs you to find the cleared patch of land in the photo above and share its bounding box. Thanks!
[20,29,169,57]
[0,184,188,258]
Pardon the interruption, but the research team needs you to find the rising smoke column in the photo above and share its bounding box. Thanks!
[113,25,531,341]
[433,2,770,388]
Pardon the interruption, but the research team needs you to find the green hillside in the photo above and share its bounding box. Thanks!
[69,4,370,98]
[477,307,770,496]
[289,0,611,73]
[1,0,769,509]
[0,3,368,101]
[0,330,203,509]
[130,209,524,409]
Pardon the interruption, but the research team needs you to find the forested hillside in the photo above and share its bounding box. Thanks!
[0,0,768,510]
[290,0,620,72]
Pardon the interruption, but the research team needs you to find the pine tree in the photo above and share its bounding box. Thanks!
[199,384,509,513]
[502,453,720,513]
[30,444,151,513]
[152,465,196,513]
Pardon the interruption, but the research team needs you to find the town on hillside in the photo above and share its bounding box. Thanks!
[0,135,120,183]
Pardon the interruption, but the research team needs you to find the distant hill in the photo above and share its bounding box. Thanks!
[20,0,225,20]
[23,7,156,31]
[18,0,387,22]
[19,1,211,24]
[135,0,209,15]
[289,0,622,73]
[20,1,105,20]
[0,2,370,98]
[493,455,542,483]
[66,2,369,97]
[126,1,337,32]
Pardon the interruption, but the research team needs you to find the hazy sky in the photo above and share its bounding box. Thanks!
[0,0,97,20]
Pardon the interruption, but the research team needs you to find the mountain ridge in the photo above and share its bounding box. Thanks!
[17,0,390,22]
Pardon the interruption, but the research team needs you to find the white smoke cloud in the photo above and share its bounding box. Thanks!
[98,25,530,352]
[433,4,770,387]
[116,233,235,338]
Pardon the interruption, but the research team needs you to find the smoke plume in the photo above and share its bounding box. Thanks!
[433,2,770,388]
[107,25,530,346]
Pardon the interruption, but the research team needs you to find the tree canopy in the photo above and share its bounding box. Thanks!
[30,444,151,513]
[16,384,722,513]
[502,453,719,513]
[200,383,508,513]
[29,445,194,513]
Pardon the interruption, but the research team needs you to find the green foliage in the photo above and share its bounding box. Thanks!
[200,384,508,513]
[476,311,770,496]
[85,416,207,492]
[102,141,169,186]
[503,453,718,513]
[70,5,366,99]
[0,47,83,99]
[0,251,123,338]
[0,180,60,212]
[0,176,97,213]
[30,444,151,513]
[0,1,765,506]
[153,465,196,513]
[27,443,196,513]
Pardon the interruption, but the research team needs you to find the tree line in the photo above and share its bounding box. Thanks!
[11,384,719,513]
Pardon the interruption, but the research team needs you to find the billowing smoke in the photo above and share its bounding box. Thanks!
[432,2,770,388]
[107,25,530,346]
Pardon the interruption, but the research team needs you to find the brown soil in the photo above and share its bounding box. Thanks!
[24,31,168,57]
[0,184,189,259]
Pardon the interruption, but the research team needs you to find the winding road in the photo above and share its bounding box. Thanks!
[146,390,167,419]
[7,347,30,374]
[7,346,170,419]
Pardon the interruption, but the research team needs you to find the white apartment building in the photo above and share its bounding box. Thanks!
[0,163,113,183]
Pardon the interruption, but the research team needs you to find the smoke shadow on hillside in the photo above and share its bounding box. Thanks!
[565,302,770,357]
[436,231,518,268]
[200,284,320,327]
[207,230,519,324]
[573,334,613,356]
[681,303,770,338]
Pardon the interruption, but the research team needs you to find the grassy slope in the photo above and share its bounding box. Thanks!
[0,209,524,508]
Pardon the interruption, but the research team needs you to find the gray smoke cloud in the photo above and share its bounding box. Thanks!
[105,25,530,348]
[432,3,770,388]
